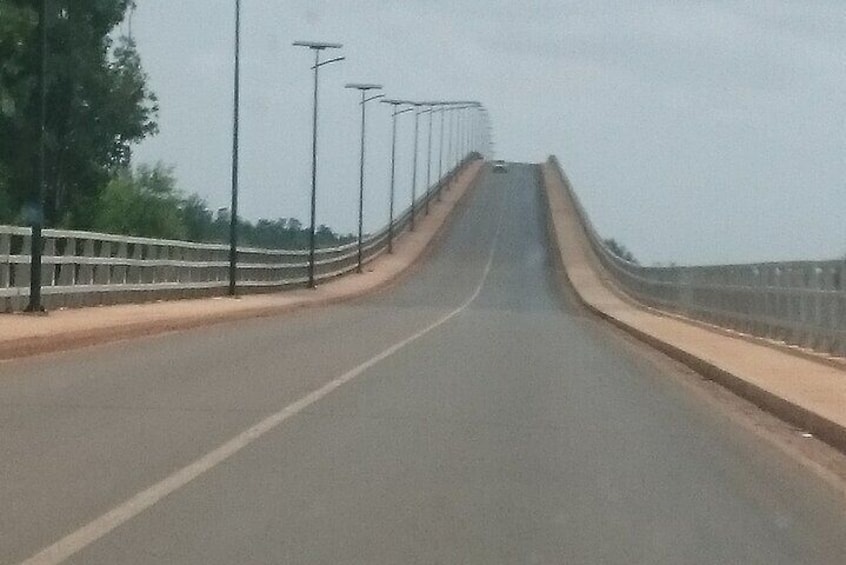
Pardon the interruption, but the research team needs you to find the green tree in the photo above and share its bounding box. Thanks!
[0,162,12,223]
[604,238,638,264]
[93,163,185,239]
[180,193,215,242]
[0,0,157,228]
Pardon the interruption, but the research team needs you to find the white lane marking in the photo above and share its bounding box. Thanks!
[20,190,506,565]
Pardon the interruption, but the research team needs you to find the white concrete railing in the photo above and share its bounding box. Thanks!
[547,155,846,358]
[1,155,481,312]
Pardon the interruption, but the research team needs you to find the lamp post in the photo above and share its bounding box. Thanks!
[25,0,48,313]
[293,40,344,288]
[446,105,455,190]
[408,101,422,231]
[345,83,383,273]
[380,99,413,253]
[228,0,241,297]
[424,103,435,215]
[437,104,446,201]
[453,102,480,165]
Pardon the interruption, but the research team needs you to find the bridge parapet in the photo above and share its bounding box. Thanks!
[546,155,846,358]
[1,154,480,312]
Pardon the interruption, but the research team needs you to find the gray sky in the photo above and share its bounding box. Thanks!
[130,1,846,265]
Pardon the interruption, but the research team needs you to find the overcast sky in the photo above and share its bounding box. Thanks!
[129,1,846,265]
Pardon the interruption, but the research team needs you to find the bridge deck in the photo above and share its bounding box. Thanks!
[2,163,845,563]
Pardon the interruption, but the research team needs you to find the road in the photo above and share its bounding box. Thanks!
[2,164,846,564]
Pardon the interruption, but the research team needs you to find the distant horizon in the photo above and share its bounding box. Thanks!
[130,1,846,266]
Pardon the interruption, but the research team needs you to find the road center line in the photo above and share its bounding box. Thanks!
[20,187,506,565]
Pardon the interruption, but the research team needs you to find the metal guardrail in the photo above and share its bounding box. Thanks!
[546,155,846,358]
[1,155,481,312]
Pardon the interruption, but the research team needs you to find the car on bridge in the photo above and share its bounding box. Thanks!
[493,160,507,173]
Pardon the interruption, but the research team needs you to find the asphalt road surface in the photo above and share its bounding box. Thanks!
[2,164,846,564]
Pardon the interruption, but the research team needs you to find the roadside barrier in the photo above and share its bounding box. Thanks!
[546,155,846,358]
[1,154,481,311]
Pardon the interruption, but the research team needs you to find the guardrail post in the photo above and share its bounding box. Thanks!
[57,238,75,288]
[94,240,111,286]
[41,236,55,287]
[78,239,95,286]
[0,232,10,290]
[39,236,55,309]
[824,263,839,355]
[16,233,32,291]
[128,243,142,285]
[114,242,128,285]
[836,261,846,356]
[0,232,10,312]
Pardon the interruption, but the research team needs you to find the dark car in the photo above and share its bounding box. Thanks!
[493,160,507,173]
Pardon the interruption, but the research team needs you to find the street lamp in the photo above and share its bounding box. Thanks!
[407,101,423,231]
[380,99,413,253]
[228,0,241,297]
[293,40,344,288]
[25,0,48,313]
[418,101,452,203]
[446,105,455,189]
[452,102,480,166]
[424,103,435,215]
[345,83,383,273]
[437,104,446,201]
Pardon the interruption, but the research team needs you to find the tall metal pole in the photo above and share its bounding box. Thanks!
[228,0,241,297]
[346,84,382,273]
[308,49,320,287]
[425,105,433,215]
[294,41,344,288]
[455,106,464,167]
[469,108,474,155]
[437,106,445,201]
[388,107,398,253]
[446,107,454,190]
[26,0,48,313]
[382,99,408,252]
[293,41,343,288]
[356,90,366,273]
[410,104,420,231]
[458,107,464,163]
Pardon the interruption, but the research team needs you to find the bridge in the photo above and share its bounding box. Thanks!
[2,158,846,563]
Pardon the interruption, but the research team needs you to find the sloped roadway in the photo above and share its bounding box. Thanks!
[2,164,846,564]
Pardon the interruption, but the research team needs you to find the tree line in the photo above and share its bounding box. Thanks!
[0,1,350,249]
[603,238,638,264]
[94,163,354,248]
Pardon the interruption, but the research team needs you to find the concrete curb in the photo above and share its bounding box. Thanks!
[0,161,486,362]
[540,162,846,454]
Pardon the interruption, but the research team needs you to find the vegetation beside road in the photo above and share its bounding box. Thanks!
[603,238,638,264]
[0,1,350,249]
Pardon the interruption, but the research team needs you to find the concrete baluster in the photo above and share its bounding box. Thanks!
[141,244,154,284]
[14,234,32,293]
[836,261,846,356]
[155,246,167,284]
[0,233,10,312]
[57,238,75,288]
[114,242,128,285]
[788,266,804,346]
[128,243,143,285]
[78,239,95,286]
[762,265,775,336]
[0,232,10,290]
[42,236,56,287]
[819,264,836,353]
[94,240,111,285]
[38,237,56,309]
